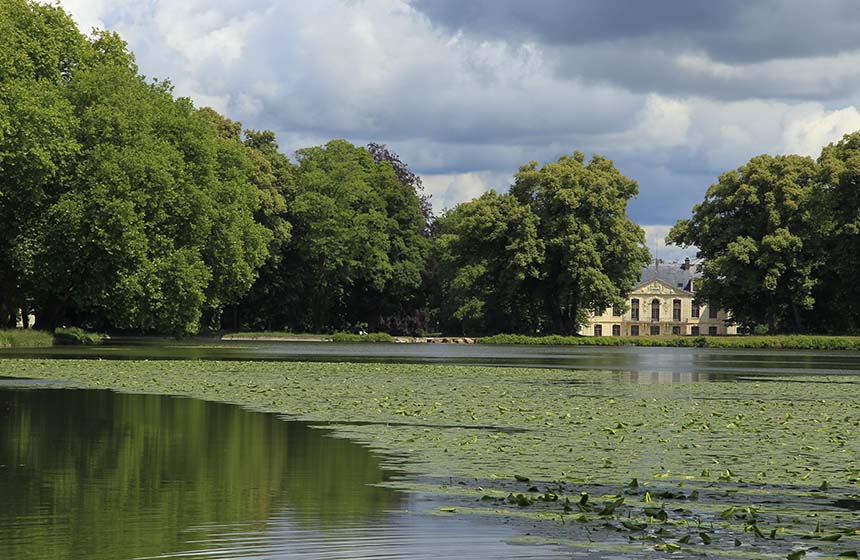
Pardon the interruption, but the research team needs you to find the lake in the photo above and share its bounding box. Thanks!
[0,382,563,559]
[2,339,860,558]
[2,336,860,380]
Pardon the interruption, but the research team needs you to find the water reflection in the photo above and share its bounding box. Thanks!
[0,388,399,560]
[1,338,859,382]
[0,387,566,560]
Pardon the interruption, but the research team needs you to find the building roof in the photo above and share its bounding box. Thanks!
[635,260,699,292]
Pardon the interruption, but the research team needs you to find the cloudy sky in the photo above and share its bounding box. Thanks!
[57,0,860,259]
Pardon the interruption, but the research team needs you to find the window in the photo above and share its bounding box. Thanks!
[631,325,639,336]
[691,326,700,336]
[612,306,622,317]
[691,301,700,318]
[673,299,681,322]
[612,324,620,336]
[650,325,660,335]
[672,326,681,335]
[708,326,718,336]
[594,324,602,337]
[651,299,660,321]
[709,304,718,319]
[630,299,639,321]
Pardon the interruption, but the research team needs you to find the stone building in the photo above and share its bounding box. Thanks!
[578,259,737,336]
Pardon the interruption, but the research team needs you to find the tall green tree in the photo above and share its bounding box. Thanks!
[815,132,860,333]
[248,140,429,333]
[435,152,648,335]
[434,191,543,334]
[1,2,272,334]
[0,0,86,326]
[668,154,820,333]
[512,152,650,334]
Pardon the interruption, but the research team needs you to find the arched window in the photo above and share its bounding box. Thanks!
[594,324,603,337]
[630,299,639,321]
[673,299,681,322]
[651,299,660,321]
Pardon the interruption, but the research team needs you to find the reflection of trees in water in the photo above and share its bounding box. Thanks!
[0,389,400,560]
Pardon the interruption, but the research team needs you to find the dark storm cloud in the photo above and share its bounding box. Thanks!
[409,0,860,64]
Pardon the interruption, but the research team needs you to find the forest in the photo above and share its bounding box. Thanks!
[2,1,859,336]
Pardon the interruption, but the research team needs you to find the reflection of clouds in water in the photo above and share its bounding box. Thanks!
[155,509,566,559]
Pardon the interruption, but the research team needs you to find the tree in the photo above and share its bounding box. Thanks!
[367,142,433,235]
[434,151,648,335]
[668,154,820,333]
[247,140,429,333]
[814,133,860,333]
[1,3,273,334]
[434,191,543,334]
[512,152,650,335]
[0,0,86,326]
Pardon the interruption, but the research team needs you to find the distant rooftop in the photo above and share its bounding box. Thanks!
[635,259,700,292]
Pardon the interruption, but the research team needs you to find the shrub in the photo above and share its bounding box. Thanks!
[53,327,104,345]
[0,329,54,348]
[330,332,395,343]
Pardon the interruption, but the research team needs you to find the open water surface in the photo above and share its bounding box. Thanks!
[3,341,860,558]
[0,383,564,559]
[1,337,859,381]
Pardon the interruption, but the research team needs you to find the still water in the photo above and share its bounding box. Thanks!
[0,385,561,559]
[2,337,859,380]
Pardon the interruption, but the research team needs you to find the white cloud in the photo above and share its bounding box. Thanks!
[642,224,698,263]
[781,106,860,156]
[51,0,860,224]
[57,0,108,34]
[422,171,512,211]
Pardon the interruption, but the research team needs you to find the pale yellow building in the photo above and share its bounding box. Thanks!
[579,259,737,337]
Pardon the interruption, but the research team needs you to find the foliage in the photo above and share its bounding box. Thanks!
[247,140,430,334]
[330,332,395,343]
[436,152,649,335]
[512,152,651,334]
[669,155,820,333]
[0,329,53,348]
[53,326,104,345]
[814,132,860,333]
[0,2,271,335]
[367,142,433,235]
[434,190,543,334]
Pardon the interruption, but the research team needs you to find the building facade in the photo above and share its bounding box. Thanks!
[578,260,737,337]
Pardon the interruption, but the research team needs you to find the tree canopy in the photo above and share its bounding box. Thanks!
[239,140,430,334]
[0,1,270,334]
[436,152,650,335]
[670,135,860,335]
[668,154,819,333]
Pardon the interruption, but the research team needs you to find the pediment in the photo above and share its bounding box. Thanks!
[632,279,691,296]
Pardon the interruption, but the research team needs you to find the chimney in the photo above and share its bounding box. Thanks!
[683,257,691,271]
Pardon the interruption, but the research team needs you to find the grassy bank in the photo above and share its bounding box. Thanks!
[479,333,860,350]
[1,358,858,557]
[330,332,395,343]
[224,331,333,340]
[223,332,395,343]
[0,329,54,348]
